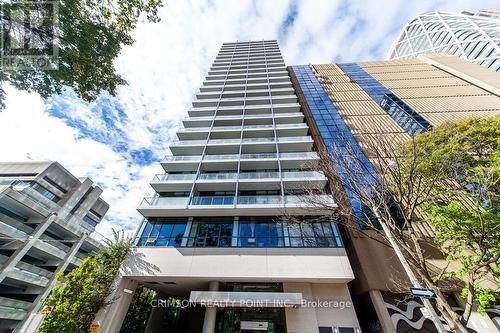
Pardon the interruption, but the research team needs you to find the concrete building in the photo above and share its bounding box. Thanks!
[288,55,500,332]
[95,40,361,333]
[97,41,359,333]
[388,9,500,71]
[0,161,109,332]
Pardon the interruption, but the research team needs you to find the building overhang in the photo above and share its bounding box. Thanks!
[189,291,303,308]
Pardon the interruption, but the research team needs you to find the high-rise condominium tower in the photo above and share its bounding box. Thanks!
[0,161,109,332]
[95,41,361,333]
[388,9,500,71]
[289,54,500,333]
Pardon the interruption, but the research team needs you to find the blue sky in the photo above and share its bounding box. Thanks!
[0,0,498,238]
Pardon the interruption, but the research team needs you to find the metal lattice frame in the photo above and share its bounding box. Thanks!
[388,11,500,71]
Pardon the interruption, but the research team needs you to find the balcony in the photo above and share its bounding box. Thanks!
[186,103,301,118]
[0,297,30,321]
[150,173,197,192]
[202,75,290,87]
[137,194,336,217]
[191,95,297,108]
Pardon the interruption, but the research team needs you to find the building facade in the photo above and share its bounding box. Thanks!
[0,161,109,332]
[95,40,361,333]
[289,55,500,332]
[388,9,500,71]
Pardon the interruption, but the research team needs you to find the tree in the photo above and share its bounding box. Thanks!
[300,116,500,332]
[119,285,156,333]
[0,0,162,109]
[38,231,132,333]
[407,116,500,323]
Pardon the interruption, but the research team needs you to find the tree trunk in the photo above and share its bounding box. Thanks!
[462,279,475,324]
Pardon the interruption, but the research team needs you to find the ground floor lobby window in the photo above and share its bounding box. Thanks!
[216,307,286,333]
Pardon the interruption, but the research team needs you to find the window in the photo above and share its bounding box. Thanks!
[288,222,339,247]
[238,217,284,247]
[139,218,187,247]
[188,217,233,247]
[43,176,67,193]
[82,215,98,227]
[32,183,59,202]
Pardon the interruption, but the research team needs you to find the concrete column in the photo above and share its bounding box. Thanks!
[0,213,57,284]
[94,278,138,333]
[58,178,93,219]
[369,289,396,333]
[202,281,219,333]
[72,186,102,220]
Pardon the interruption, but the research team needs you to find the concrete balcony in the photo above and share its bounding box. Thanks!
[161,155,202,172]
[0,297,31,321]
[205,70,288,81]
[169,136,313,155]
[207,66,285,76]
[191,95,297,108]
[150,173,197,192]
[0,220,67,261]
[176,123,308,140]
[182,111,304,127]
[7,267,50,288]
[198,81,291,93]
[0,254,52,288]
[202,75,290,86]
[211,59,284,69]
[187,103,301,118]
[196,87,294,99]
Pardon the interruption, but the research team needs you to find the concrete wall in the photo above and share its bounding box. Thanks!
[284,282,360,333]
[121,247,354,283]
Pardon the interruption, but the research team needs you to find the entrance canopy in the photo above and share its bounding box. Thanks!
[189,291,303,308]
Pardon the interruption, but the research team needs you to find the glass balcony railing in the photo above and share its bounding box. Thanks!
[279,152,318,159]
[208,138,241,144]
[278,136,312,142]
[203,154,239,160]
[152,174,197,182]
[242,137,275,143]
[240,153,277,159]
[171,140,206,146]
[239,172,280,179]
[197,173,238,180]
[139,194,335,208]
[190,196,234,205]
[238,195,282,205]
[163,155,202,162]
[140,197,189,207]
[282,171,325,179]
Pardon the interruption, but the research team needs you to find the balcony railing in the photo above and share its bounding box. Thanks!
[239,172,280,179]
[203,154,240,160]
[190,196,234,205]
[197,173,238,180]
[140,197,189,206]
[153,174,197,182]
[163,155,202,162]
[139,195,335,208]
[238,195,282,205]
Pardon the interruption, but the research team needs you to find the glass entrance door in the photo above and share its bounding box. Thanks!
[215,308,286,333]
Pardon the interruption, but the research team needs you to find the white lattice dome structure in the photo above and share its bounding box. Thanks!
[388,10,500,71]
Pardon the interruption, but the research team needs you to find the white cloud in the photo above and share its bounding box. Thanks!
[1,0,498,238]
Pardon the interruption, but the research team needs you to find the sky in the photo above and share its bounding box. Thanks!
[0,0,498,239]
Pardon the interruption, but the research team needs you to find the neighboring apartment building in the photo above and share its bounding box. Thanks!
[94,40,361,333]
[388,9,500,71]
[0,161,109,332]
[288,54,500,332]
